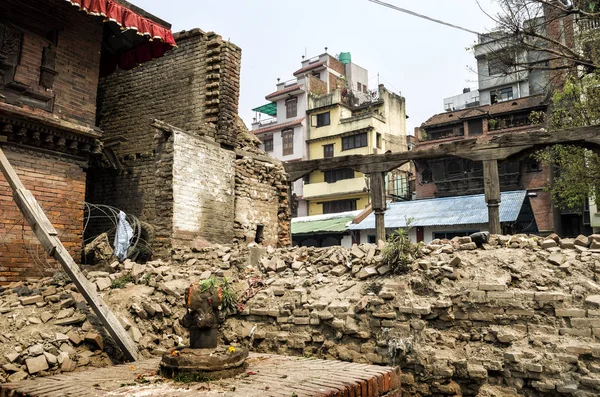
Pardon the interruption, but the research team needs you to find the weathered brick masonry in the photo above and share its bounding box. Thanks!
[91,28,291,256]
[0,149,86,283]
[0,0,104,283]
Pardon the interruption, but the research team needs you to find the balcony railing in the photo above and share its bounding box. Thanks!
[251,117,278,130]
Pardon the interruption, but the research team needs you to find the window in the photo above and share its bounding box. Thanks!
[487,58,506,75]
[263,138,273,152]
[323,144,334,158]
[342,132,368,151]
[467,119,483,136]
[447,161,462,175]
[526,160,541,173]
[282,129,294,155]
[491,87,513,104]
[316,112,330,127]
[324,168,354,183]
[376,133,382,149]
[285,97,297,118]
[421,168,433,184]
[367,235,376,244]
[322,199,357,214]
[357,82,362,92]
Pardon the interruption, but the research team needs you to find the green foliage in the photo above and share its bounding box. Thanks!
[110,274,133,289]
[547,72,600,130]
[381,219,421,274]
[534,145,600,211]
[198,276,238,315]
[487,118,498,130]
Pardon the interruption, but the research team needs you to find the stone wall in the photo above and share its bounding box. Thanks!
[0,148,86,283]
[223,234,600,396]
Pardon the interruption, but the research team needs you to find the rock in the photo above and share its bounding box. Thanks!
[40,312,53,323]
[141,300,156,317]
[575,234,590,247]
[96,277,112,291]
[60,343,75,354]
[57,352,69,364]
[459,242,477,250]
[19,295,43,305]
[541,239,557,249]
[585,295,600,307]
[26,355,49,374]
[131,326,142,343]
[65,331,81,346]
[2,363,21,373]
[591,240,600,249]
[157,282,179,297]
[55,308,75,320]
[331,265,348,276]
[7,371,28,382]
[28,344,45,356]
[61,357,76,372]
[5,352,19,363]
[132,263,146,278]
[448,256,461,267]
[43,352,57,366]
[559,238,575,249]
[351,245,365,258]
[27,316,41,324]
[275,259,287,272]
[356,267,378,280]
[83,232,114,265]
[548,253,566,266]
[85,332,104,350]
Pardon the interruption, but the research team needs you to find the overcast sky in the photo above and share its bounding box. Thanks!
[133,0,501,133]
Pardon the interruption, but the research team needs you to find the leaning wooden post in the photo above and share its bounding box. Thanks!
[483,159,501,235]
[0,147,140,361]
[370,172,387,243]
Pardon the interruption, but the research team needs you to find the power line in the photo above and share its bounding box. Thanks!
[367,0,480,35]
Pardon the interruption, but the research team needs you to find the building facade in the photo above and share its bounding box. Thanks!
[0,0,175,283]
[252,52,410,218]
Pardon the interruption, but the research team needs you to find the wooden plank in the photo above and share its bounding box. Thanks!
[369,172,386,243]
[0,148,140,361]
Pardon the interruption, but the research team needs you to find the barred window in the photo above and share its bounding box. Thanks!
[282,129,294,155]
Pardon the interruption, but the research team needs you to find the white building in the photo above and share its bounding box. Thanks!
[251,52,371,217]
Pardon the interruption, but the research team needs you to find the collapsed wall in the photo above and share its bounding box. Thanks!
[89,28,290,256]
[3,234,599,396]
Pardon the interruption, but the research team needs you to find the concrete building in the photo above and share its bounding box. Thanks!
[474,24,551,106]
[304,84,409,216]
[252,52,410,218]
[443,88,480,111]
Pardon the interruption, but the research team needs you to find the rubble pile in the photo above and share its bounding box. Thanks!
[226,233,600,396]
[1,234,600,396]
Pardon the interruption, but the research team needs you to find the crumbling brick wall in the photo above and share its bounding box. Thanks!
[91,28,290,255]
[0,148,85,283]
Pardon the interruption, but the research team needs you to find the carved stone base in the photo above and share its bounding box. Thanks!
[159,345,248,380]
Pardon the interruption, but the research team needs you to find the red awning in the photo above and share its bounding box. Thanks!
[63,0,177,74]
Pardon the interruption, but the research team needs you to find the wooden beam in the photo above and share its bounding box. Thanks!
[369,172,386,243]
[483,159,501,235]
[0,148,140,362]
[284,125,600,181]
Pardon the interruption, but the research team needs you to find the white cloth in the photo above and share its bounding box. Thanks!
[114,211,134,261]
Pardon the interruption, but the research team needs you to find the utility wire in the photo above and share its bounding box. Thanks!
[367,0,481,35]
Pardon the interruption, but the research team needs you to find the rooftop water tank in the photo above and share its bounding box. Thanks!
[339,52,352,64]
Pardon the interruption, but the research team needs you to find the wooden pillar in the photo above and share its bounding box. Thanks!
[483,159,501,235]
[370,172,386,243]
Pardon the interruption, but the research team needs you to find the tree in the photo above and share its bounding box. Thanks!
[479,0,600,76]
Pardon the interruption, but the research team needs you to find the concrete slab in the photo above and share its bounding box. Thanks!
[0,353,401,397]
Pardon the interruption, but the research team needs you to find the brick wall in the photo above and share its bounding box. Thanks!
[308,75,327,95]
[414,160,437,199]
[0,148,85,284]
[521,163,554,233]
[6,0,103,126]
[328,56,345,75]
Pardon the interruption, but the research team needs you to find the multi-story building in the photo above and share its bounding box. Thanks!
[443,88,480,111]
[303,83,409,216]
[252,52,410,218]
[414,94,592,237]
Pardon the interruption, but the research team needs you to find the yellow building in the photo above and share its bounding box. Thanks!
[303,86,409,215]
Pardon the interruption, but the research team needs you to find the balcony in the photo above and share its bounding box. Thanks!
[251,117,277,130]
[310,110,384,141]
[303,177,367,199]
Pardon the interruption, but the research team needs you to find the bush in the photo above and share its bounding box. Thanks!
[381,225,421,274]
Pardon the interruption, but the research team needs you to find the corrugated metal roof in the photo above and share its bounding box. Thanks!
[349,190,527,230]
[292,210,361,235]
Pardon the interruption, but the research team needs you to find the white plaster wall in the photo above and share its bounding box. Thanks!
[357,228,417,244]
